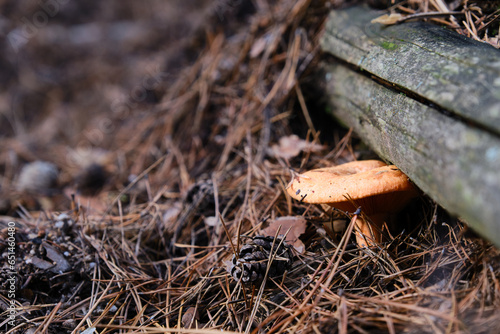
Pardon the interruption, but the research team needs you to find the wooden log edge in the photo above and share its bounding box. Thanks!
[319,6,500,247]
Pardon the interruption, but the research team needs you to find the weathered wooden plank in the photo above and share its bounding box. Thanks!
[319,6,500,246]
[323,63,500,245]
[320,6,500,136]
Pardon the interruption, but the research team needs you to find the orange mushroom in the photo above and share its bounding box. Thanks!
[286,160,418,247]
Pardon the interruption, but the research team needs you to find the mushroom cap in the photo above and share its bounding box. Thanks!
[286,160,418,215]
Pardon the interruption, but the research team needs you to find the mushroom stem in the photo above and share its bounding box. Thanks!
[354,213,387,248]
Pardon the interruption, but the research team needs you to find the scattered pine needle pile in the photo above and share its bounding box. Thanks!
[1,0,500,333]
[386,0,500,47]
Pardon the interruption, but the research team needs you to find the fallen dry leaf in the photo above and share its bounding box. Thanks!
[43,242,71,273]
[28,256,55,271]
[261,216,307,253]
[27,242,71,273]
[269,135,324,160]
[64,187,109,214]
[371,13,404,25]
[204,216,219,227]
[181,307,199,328]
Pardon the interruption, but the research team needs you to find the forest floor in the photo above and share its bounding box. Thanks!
[1,1,500,333]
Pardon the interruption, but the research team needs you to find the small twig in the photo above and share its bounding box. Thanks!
[395,11,465,24]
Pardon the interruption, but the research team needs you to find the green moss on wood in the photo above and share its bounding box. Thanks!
[379,41,398,50]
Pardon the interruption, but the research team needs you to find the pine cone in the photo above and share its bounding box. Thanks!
[228,236,293,285]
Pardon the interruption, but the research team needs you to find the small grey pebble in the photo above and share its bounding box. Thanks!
[17,161,58,193]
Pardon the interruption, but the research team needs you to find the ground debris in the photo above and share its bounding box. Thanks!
[0,0,499,333]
